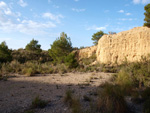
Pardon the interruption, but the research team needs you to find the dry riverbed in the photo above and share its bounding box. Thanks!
[0,72,112,113]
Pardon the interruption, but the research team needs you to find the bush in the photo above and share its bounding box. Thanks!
[97,83,128,113]
[31,96,48,108]
[12,49,52,63]
[64,90,82,113]
[115,60,150,88]
[65,53,78,68]
[64,89,73,105]
[116,68,133,87]
[21,62,39,76]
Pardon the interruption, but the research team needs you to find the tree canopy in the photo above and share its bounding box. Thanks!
[91,31,104,45]
[49,32,72,63]
[25,39,42,53]
[0,41,12,63]
[144,3,150,27]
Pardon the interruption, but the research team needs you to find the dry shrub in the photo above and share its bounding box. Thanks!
[97,83,129,113]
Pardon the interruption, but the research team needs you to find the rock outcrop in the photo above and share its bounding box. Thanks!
[96,27,150,64]
[76,46,97,60]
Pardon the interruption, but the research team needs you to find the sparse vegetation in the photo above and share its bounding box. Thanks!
[144,3,150,27]
[31,96,48,108]
[64,89,82,113]
[91,31,104,45]
[83,95,91,102]
[97,83,129,113]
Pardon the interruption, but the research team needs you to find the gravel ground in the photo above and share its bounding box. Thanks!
[0,72,112,113]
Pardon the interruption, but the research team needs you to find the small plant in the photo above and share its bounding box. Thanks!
[31,96,48,108]
[64,89,73,105]
[71,98,82,113]
[64,89,82,113]
[83,95,91,102]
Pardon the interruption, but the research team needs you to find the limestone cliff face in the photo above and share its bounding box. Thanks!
[76,46,97,60]
[96,27,150,64]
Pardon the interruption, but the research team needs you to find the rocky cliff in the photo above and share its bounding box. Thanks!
[96,27,150,64]
[76,46,97,60]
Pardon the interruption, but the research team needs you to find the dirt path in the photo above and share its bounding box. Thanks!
[0,72,112,113]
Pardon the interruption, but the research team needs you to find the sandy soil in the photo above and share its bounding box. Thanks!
[0,72,112,113]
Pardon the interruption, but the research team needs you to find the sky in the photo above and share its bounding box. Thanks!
[0,0,149,50]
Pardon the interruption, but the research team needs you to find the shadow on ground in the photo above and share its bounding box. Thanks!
[0,74,105,113]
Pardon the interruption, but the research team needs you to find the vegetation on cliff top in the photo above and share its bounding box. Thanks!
[144,3,150,27]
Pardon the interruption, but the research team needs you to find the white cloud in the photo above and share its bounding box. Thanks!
[86,25,107,31]
[133,0,141,4]
[133,0,150,4]
[17,18,20,22]
[126,13,131,16]
[0,17,56,35]
[72,8,86,12]
[0,1,6,7]
[0,2,56,35]
[42,12,64,23]
[18,0,27,7]
[0,1,20,16]
[118,18,137,21]
[74,0,79,2]
[142,0,150,4]
[118,10,124,13]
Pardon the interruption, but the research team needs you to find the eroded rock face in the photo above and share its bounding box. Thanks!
[96,27,150,64]
[76,46,97,60]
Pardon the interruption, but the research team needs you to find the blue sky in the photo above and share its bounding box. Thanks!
[0,0,149,50]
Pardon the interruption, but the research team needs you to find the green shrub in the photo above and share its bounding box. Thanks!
[1,63,13,74]
[31,96,48,108]
[116,68,133,87]
[97,83,128,113]
[12,49,52,63]
[9,60,21,73]
[115,60,150,89]
[65,53,78,68]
